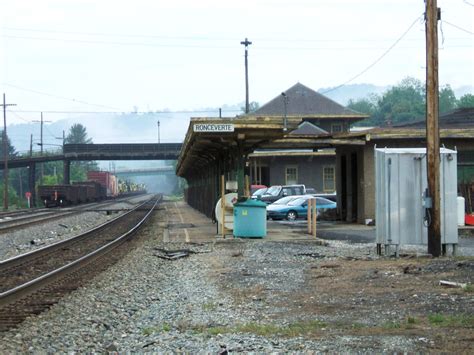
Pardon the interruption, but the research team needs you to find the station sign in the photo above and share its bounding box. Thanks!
[193,123,234,133]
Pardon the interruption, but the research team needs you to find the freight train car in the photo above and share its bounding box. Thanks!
[72,181,106,202]
[39,171,120,207]
[87,171,118,197]
[38,185,80,207]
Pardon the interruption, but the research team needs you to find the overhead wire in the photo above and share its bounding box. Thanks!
[2,83,125,111]
[321,14,424,95]
[7,109,241,115]
[442,20,474,35]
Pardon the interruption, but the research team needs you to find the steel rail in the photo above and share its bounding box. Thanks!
[0,197,152,273]
[0,196,160,308]
[0,194,150,234]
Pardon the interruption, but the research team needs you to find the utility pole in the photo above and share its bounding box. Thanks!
[1,93,17,210]
[33,112,51,185]
[157,120,160,143]
[425,0,441,257]
[240,37,252,114]
[281,92,289,132]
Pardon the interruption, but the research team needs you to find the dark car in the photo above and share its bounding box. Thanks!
[259,184,306,204]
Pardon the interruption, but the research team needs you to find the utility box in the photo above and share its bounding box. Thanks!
[375,148,458,255]
[233,198,267,238]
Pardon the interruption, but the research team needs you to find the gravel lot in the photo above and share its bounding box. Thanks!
[1,203,472,353]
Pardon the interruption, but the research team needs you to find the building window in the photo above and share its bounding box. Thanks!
[323,166,335,192]
[285,166,298,185]
[331,124,343,133]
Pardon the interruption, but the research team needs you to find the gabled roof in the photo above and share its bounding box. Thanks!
[289,121,329,135]
[250,82,366,118]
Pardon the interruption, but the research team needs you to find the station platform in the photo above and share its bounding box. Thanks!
[159,200,323,243]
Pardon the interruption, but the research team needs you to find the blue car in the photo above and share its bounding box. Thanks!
[266,196,336,221]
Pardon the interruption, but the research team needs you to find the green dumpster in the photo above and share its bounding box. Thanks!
[233,198,267,238]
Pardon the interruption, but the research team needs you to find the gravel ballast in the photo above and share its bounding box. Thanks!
[0,203,472,352]
[0,194,153,261]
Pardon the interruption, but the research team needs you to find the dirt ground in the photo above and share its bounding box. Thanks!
[208,241,474,353]
[158,200,474,352]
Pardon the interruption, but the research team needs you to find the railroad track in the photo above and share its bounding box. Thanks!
[0,195,151,234]
[0,195,161,331]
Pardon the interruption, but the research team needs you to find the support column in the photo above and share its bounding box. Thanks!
[236,154,245,197]
[63,160,70,185]
[28,163,36,207]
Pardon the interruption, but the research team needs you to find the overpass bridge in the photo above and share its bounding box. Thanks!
[1,143,182,207]
[114,166,175,178]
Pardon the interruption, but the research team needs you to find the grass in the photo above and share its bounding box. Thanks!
[192,320,327,337]
[428,313,474,328]
[143,314,473,338]
[382,321,401,329]
[142,323,172,335]
[202,302,218,311]
[463,284,473,293]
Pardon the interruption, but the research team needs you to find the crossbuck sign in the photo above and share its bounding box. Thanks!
[193,123,234,132]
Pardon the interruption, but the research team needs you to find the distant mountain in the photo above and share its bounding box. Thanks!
[317,84,389,105]
[319,83,474,106]
[7,109,234,156]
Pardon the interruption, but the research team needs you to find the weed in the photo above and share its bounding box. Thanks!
[141,323,172,335]
[428,313,445,325]
[428,313,474,328]
[142,327,155,336]
[383,321,401,329]
[463,284,473,293]
[407,316,418,324]
[191,320,327,338]
[202,302,217,311]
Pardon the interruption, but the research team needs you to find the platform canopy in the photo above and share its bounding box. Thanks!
[176,116,369,178]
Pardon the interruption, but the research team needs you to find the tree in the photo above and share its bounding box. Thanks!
[241,101,260,114]
[65,123,93,144]
[376,77,425,126]
[347,95,378,117]
[64,123,97,181]
[457,94,474,108]
[0,131,17,158]
[439,85,457,113]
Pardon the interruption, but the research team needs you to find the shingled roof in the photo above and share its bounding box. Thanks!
[396,107,474,129]
[250,82,365,118]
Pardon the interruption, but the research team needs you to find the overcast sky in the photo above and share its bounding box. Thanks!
[1,0,473,125]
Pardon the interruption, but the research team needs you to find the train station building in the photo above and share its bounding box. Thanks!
[177,85,474,225]
[176,82,368,218]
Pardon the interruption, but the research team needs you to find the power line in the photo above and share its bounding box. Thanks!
[2,83,125,110]
[8,109,241,115]
[3,26,461,43]
[321,14,424,95]
[2,33,472,51]
[442,20,474,35]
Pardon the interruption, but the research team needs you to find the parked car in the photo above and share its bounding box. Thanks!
[269,195,304,206]
[267,196,336,221]
[250,184,267,194]
[259,184,306,204]
[313,192,337,202]
[251,187,268,199]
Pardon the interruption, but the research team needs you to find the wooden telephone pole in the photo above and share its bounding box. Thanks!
[425,0,441,257]
[1,94,17,210]
[240,38,252,114]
